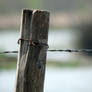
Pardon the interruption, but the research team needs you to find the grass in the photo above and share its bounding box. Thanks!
[46,60,91,68]
[0,61,17,70]
[0,54,92,70]
[0,55,17,69]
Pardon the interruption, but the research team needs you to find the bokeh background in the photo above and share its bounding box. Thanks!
[0,0,92,92]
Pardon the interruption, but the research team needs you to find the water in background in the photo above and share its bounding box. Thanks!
[0,67,92,92]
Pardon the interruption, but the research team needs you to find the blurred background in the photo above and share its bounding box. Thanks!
[0,0,92,92]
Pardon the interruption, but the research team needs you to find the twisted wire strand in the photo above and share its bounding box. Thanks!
[0,51,18,54]
[0,49,92,54]
[48,49,92,52]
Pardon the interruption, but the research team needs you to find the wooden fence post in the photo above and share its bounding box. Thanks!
[15,9,49,92]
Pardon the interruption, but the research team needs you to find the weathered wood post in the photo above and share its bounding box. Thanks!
[15,9,49,92]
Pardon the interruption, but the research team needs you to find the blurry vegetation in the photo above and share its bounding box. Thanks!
[0,0,92,30]
[0,55,16,62]
[0,61,17,70]
[43,0,91,12]
[0,0,25,14]
[26,0,43,9]
[0,55,17,69]
[0,0,43,14]
[0,0,92,13]
[46,60,92,68]
[78,22,92,56]
[0,54,92,69]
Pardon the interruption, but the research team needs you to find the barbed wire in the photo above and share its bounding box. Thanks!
[48,49,92,52]
[0,51,18,54]
[0,49,92,54]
